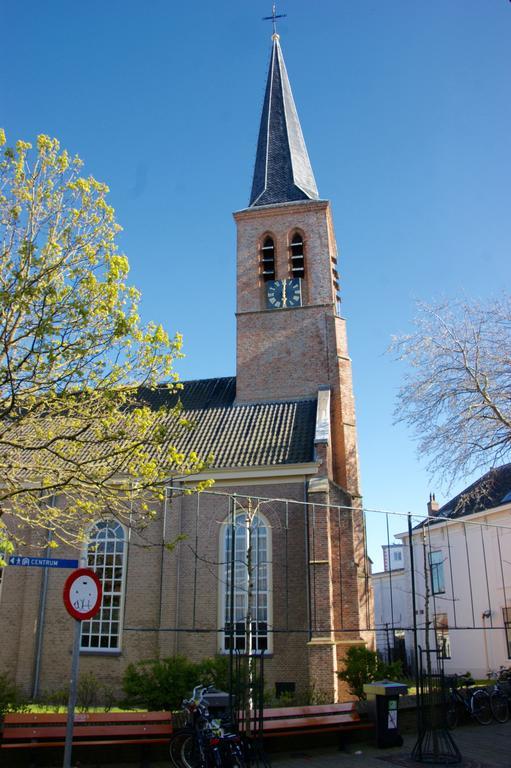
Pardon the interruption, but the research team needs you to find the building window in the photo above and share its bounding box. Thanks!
[260,236,276,282]
[221,511,271,653]
[81,520,127,652]
[434,613,451,659]
[393,550,402,562]
[429,550,445,595]
[504,608,511,658]
[289,232,305,278]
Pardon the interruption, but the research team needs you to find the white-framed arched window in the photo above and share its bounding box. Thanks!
[80,520,127,652]
[219,511,272,654]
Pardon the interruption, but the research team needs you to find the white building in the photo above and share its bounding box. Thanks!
[398,468,511,679]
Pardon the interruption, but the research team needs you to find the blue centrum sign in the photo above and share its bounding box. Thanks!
[8,556,79,569]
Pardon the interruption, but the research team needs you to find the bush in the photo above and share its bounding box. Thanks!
[43,687,69,712]
[121,654,229,711]
[77,672,100,712]
[337,646,403,700]
[0,672,27,717]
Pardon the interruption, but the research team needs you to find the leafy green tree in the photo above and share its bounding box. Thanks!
[0,130,208,558]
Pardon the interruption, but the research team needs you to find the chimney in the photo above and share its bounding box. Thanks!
[427,493,440,517]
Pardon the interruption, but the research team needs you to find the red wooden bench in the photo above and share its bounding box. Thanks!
[0,710,172,760]
[239,701,373,738]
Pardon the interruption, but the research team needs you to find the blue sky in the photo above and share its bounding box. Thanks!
[3,1,510,568]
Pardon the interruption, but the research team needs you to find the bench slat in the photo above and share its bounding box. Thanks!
[3,723,172,740]
[261,703,356,719]
[262,721,373,738]
[259,713,360,732]
[3,712,170,724]
[2,737,172,749]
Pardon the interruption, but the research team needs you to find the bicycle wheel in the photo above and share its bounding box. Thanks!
[490,690,509,723]
[169,728,198,768]
[227,742,247,768]
[170,729,204,768]
[471,689,492,725]
[446,698,458,730]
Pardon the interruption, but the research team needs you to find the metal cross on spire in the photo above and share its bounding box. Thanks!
[262,3,287,37]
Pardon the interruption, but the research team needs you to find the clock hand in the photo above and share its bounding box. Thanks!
[282,279,287,307]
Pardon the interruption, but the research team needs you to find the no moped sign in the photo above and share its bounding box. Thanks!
[63,568,102,621]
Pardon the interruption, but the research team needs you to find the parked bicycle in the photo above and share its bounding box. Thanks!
[487,667,511,724]
[169,684,246,768]
[445,673,492,728]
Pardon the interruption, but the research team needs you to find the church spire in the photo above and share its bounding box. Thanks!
[249,34,319,207]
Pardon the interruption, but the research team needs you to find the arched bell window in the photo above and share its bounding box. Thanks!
[332,256,341,316]
[260,236,276,282]
[289,232,305,278]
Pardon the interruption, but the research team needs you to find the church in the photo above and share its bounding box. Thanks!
[0,31,371,704]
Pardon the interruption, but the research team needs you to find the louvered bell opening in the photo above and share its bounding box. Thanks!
[290,233,305,278]
[261,236,276,282]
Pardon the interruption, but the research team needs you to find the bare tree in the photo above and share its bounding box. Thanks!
[392,297,511,485]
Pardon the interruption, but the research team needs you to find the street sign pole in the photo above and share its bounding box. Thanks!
[63,618,81,768]
[61,567,102,768]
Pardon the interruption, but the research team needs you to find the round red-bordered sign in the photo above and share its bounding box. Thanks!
[63,568,102,621]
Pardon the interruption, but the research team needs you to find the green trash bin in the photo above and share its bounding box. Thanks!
[363,680,408,748]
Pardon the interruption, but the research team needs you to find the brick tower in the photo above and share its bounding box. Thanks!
[235,32,360,498]
[234,32,370,699]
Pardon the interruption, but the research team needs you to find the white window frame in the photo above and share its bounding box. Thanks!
[219,511,272,655]
[434,612,451,659]
[80,520,127,653]
[504,607,511,659]
[429,550,446,595]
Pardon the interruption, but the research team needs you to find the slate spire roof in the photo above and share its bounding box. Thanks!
[249,34,319,207]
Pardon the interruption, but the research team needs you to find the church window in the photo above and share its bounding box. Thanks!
[81,520,127,652]
[289,232,305,278]
[221,511,271,654]
[260,236,276,281]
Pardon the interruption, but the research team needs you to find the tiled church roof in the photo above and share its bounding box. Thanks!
[249,35,319,207]
[145,377,317,469]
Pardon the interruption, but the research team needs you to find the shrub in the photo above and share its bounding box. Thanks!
[77,672,100,712]
[43,687,69,712]
[121,654,229,711]
[0,672,27,716]
[337,646,403,700]
[195,654,229,691]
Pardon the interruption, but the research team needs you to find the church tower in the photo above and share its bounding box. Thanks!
[235,32,360,497]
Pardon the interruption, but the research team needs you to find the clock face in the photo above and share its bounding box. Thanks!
[286,278,302,307]
[266,280,285,308]
[266,279,302,309]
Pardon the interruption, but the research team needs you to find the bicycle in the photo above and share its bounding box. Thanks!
[445,674,492,728]
[169,684,247,768]
[487,668,511,724]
